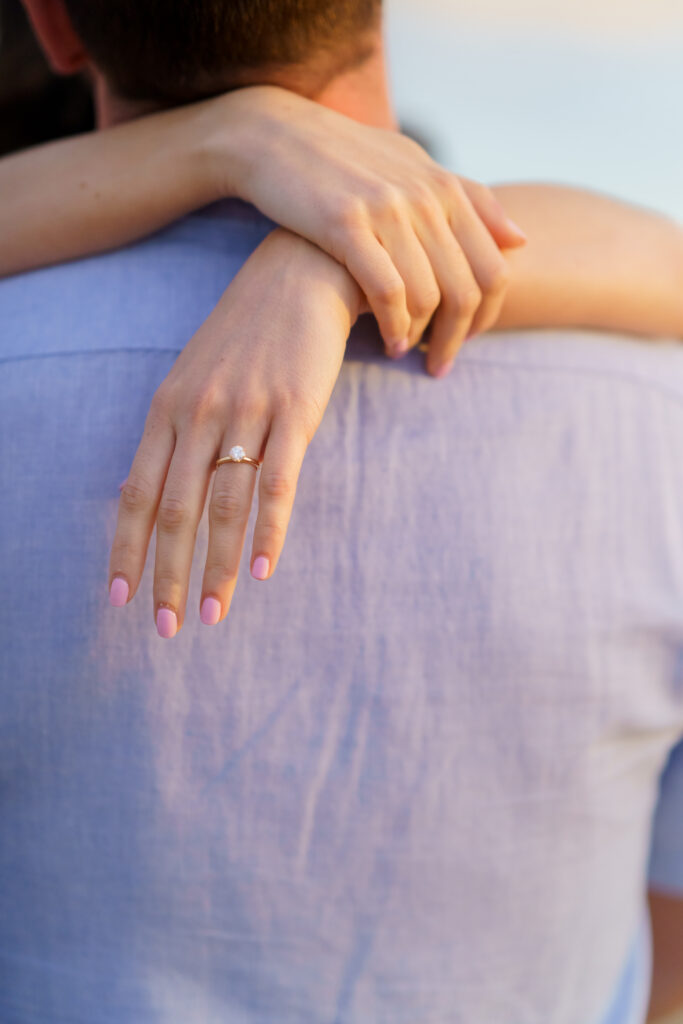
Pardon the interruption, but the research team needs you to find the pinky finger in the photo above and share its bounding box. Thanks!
[343,236,411,352]
[250,421,309,581]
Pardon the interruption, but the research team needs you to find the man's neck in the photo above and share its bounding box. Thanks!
[95,35,398,131]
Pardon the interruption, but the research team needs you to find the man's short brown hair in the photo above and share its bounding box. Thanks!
[63,0,382,104]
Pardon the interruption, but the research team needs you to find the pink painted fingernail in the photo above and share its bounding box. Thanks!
[156,607,178,639]
[118,477,128,492]
[505,218,528,244]
[434,359,454,379]
[200,596,221,626]
[389,337,410,358]
[109,576,129,607]
[251,556,270,581]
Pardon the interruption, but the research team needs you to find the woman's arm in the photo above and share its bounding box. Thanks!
[0,95,242,277]
[0,85,525,375]
[492,183,683,339]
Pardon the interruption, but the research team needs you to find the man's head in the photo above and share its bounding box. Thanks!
[22,0,383,107]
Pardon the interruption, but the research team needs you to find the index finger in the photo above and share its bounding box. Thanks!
[108,399,175,606]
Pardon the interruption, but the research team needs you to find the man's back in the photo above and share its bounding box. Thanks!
[2,201,683,1024]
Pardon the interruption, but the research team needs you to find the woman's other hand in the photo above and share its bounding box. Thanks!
[205,86,527,376]
[108,229,360,636]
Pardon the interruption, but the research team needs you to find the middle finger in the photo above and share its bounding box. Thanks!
[377,211,441,351]
[153,433,217,638]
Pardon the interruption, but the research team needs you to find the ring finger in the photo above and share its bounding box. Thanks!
[199,429,266,627]
[416,216,483,376]
[447,199,510,341]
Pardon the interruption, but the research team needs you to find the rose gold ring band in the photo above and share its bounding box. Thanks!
[215,445,260,471]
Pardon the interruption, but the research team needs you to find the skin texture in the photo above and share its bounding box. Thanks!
[0,84,526,369]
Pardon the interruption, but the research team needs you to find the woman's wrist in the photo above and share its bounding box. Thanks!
[261,227,363,327]
[197,86,287,205]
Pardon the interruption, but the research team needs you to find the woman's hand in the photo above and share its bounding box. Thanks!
[203,86,527,375]
[108,229,361,636]
[0,83,525,377]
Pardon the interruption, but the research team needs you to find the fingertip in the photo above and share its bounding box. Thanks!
[251,555,270,581]
[200,595,222,626]
[109,576,130,607]
[501,220,528,247]
[156,606,178,639]
[431,358,454,379]
[386,337,410,359]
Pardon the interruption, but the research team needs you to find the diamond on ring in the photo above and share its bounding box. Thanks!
[215,445,260,471]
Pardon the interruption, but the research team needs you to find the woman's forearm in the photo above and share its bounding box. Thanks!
[2,105,681,344]
[493,183,683,339]
[0,93,255,278]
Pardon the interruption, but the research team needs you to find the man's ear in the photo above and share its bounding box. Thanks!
[21,0,88,75]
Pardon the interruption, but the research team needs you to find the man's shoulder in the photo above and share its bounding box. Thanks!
[457,329,683,413]
[0,202,271,365]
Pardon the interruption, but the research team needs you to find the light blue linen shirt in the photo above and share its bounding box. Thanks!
[2,200,683,1024]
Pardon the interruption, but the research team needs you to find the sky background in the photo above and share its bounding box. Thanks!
[386,0,683,221]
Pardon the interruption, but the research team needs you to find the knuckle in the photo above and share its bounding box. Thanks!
[398,133,427,160]
[462,286,483,313]
[258,513,286,539]
[374,274,406,308]
[183,387,220,428]
[457,284,483,316]
[147,386,173,421]
[157,495,192,532]
[482,258,511,295]
[275,390,323,439]
[412,284,441,320]
[261,470,293,503]
[440,172,466,205]
[430,165,457,192]
[110,535,138,564]
[231,390,266,425]
[465,283,484,311]
[119,478,153,516]
[210,488,245,527]
[369,183,403,221]
[409,179,438,216]
[203,559,239,587]
[154,567,180,590]
[293,389,324,426]
[257,520,285,550]
[335,196,366,235]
